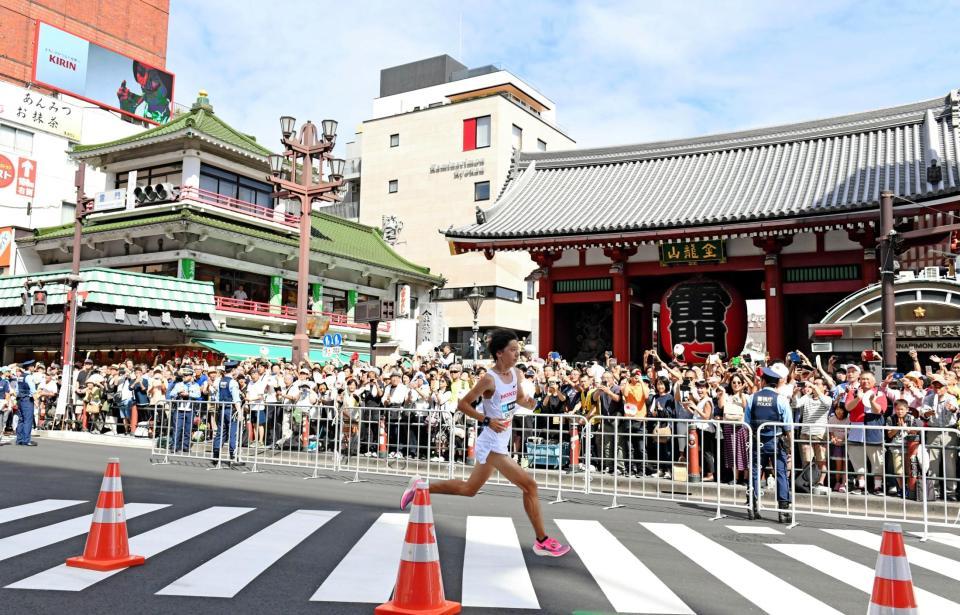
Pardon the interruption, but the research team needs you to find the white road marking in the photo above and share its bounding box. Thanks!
[557,519,692,614]
[726,525,783,535]
[157,510,338,598]
[824,529,960,582]
[642,523,842,615]
[311,513,408,603]
[6,506,253,591]
[771,543,960,613]
[909,531,960,551]
[462,516,539,609]
[0,500,86,526]
[0,503,167,562]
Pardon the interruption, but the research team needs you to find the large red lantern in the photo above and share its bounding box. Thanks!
[659,278,747,364]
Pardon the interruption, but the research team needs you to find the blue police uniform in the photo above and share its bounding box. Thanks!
[745,385,792,512]
[15,370,37,445]
[168,378,201,452]
[213,374,241,461]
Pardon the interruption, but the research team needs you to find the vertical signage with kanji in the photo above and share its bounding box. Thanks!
[16,157,36,198]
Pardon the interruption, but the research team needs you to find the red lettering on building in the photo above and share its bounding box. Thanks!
[48,54,77,71]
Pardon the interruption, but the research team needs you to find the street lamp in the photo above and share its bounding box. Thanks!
[465,285,485,364]
[269,115,343,364]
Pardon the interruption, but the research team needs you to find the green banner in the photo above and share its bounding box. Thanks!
[179,258,195,280]
[269,276,282,314]
[659,239,726,266]
[346,289,358,310]
[311,283,323,310]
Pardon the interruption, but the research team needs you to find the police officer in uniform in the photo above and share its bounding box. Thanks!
[168,367,201,452]
[745,366,792,521]
[212,360,244,467]
[15,360,38,447]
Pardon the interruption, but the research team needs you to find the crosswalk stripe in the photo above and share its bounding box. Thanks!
[462,516,539,609]
[156,510,338,598]
[726,525,783,535]
[909,531,960,551]
[823,529,960,582]
[642,523,843,615]
[770,543,960,613]
[311,513,408,603]
[0,500,86,526]
[559,519,692,614]
[0,503,168,563]
[6,506,253,591]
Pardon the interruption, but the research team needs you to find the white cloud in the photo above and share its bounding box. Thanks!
[167,0,960,153]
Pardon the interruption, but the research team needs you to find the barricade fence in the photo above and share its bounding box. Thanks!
[757,421,960,536]
[147,405,959,531]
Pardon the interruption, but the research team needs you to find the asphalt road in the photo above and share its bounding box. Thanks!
[0,439,958,615]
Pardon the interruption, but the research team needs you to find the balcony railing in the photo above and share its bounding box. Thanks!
[215,296,390,332]
[179,186,300,227]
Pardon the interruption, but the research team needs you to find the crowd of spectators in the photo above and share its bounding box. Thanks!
[2,344,958,501]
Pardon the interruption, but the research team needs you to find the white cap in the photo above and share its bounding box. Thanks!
[770,362,789,380]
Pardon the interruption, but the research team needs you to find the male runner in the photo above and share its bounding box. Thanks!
[400,328,571,557]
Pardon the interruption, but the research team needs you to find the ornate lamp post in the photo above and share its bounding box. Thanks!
[465,285,485,364]
[269,117,345,363]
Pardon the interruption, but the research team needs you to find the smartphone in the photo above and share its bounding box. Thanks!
[788,351,801,363]
[742,355,753,363]
[925,365,933,376]
[893,372,904,379]
[731,356,742,367]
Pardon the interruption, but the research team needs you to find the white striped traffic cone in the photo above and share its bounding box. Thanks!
[65,457,145,571]
[376,479,460,615]
[867,522,917,614]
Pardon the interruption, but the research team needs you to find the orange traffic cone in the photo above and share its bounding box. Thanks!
[687,424,701,483]
[867,523,917,614]
[465,425,476,466]
[379,415,389,458]
[66,457,145,571]
[376,480,460,615]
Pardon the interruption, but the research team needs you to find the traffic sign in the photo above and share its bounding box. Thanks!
[0,155,14,189]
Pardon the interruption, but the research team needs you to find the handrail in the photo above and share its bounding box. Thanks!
[214,296,390,332]
[178,186,300,227]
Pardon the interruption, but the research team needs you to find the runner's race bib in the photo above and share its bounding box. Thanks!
[500,401,516,420]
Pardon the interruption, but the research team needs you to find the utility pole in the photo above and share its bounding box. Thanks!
[879,190,896,378]
[57,163,90,416]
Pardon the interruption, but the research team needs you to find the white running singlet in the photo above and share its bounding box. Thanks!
[474,368,518,464]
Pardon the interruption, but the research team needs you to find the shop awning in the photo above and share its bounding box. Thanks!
[193,338,368,363]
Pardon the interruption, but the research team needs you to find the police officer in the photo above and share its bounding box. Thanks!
[14,360,39,447]
[212,360,244,467]
[168,367,201,453]
[745,365,792,522]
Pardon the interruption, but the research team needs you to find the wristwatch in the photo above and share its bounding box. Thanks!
[481,417,490,426]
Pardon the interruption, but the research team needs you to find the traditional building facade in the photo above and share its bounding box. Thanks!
[446,89,960,364]
[0,92,441,364]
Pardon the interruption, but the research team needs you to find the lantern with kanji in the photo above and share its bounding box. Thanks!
[659,278,747,363]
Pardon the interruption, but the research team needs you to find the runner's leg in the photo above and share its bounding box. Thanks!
[429,460,495,496]
[488,452,547,539]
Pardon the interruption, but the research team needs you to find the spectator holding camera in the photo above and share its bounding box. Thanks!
[844,371,887,495]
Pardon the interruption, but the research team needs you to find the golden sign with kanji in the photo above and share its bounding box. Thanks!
[659,239,727,266]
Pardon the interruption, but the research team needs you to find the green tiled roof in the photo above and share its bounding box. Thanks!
[31,207,440,283]
[71,95,271,158]
[0,268,215,312]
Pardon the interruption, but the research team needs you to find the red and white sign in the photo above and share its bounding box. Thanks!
[0,227,12,268]
[16,157,36,198]
[0,155,14,189]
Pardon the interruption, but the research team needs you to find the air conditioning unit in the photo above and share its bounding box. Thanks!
[922,266,940,280]
[134,182,180,204]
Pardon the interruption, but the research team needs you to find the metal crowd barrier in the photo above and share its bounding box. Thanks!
[758,421,960,538]
[146,403,960,531]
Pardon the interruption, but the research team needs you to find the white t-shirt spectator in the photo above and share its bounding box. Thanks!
[246,376,267,412]
[232,288,248,301]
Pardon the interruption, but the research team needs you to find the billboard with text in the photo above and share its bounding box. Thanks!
[32,22,174,125]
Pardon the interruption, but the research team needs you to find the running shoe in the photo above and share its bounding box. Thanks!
[533,537,571,557]
[400,474,422,511]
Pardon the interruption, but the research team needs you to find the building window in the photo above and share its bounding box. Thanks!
[0,124,33,153]
[463,115,491,151]
[512,124,522,150]
[196,164,272,207]
[390,133,399,147]
[430,285,522,304]
[388,179,398,193]
[116,162,184,192]
[537,139,547,152]
[474,180,490,201]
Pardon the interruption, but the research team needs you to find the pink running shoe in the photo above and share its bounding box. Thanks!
[400,475,422,511]
[533,537,571,557]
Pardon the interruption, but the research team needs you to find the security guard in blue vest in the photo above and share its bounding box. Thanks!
[14,360,38,447]
[745,366,792,522]
[212,360,244,467]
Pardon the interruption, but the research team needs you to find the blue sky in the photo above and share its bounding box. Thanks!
[167,0,960,154]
